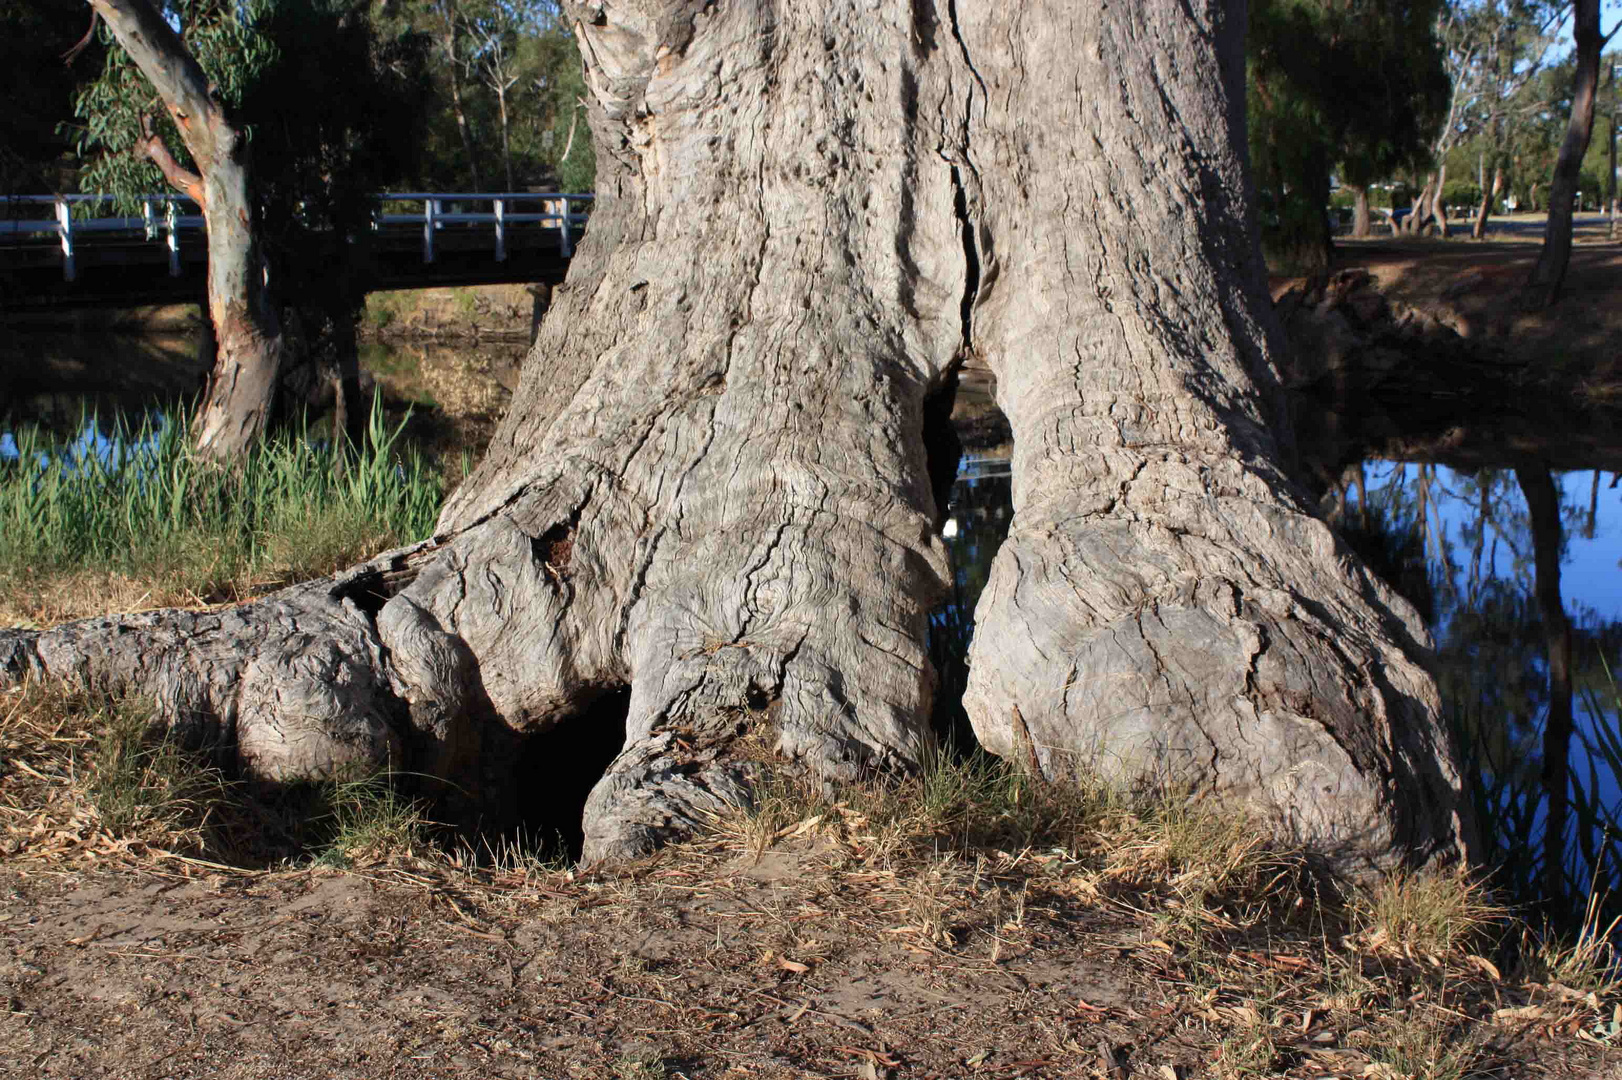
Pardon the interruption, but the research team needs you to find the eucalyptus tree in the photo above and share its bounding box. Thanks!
[1526,0,1610,306]
[77,0,287,459]
[466,0,540,192]
[522,3,593,191]
[75,0,428,453]
[1439,1,1565,237]
[5,1,1474,871]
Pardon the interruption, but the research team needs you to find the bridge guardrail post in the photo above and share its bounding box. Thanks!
[495,197,506,262]
[423,197,437,263]
[561,196,573,258]
[142,199,158,241]
[56,197,75,282]
[165,199,181,277]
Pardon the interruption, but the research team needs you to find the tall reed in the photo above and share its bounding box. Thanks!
[0,396,443,612]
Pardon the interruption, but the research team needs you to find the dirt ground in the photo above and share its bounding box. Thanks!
[2,837,1618,1080]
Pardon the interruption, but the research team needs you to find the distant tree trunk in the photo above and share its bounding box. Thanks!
[1526,0,1601,306]
[1405,174,1434,234]
[91,0,285,459]
[1432,162,1450,238]
[1516,464,1573,907]
[1349,184,1372,238]
[2,0,1475,870]
[435,1,483,193]
[496,81,515,192]
[1473,164,1502,240]
[1608,66,1617,242]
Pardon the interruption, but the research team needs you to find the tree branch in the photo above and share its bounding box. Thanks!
[89,0,223,168]
[61,10,99,66]
[140,114,205,204]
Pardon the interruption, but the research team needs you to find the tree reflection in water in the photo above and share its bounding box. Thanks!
[933,437,1622,930]
[1333,463,1622,930]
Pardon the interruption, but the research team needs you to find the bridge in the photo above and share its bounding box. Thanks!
[0,192,592,312]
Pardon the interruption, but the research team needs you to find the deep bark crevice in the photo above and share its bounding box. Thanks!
[948,164,981,348]
[921,373,963,531]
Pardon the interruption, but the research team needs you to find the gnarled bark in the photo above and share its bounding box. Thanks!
[2,0,1472,870]
[952,4,1470,868]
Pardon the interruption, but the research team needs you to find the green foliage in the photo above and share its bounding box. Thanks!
[0,393,443,603]
[74,0,430,234]
[1249,0,1449,266]
[1440,179,1483,207]
[381,0,594,191]
[74,0,275,214]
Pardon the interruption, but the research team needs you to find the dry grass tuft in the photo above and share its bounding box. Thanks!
[1359,1011,1488,1080]
[1,680,225,861]
[0,680,436,872]
[1351,869,1500,959]
[1102,790,1307,925]
[1213,1010,1282,1079]
[1517,886,1622,997]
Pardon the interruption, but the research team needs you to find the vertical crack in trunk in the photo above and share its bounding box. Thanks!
[948,164,981,353]
[945,0,988,105]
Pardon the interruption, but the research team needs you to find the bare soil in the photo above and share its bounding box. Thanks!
[2,838,1618,1080]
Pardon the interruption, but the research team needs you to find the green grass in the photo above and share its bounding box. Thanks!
[0,394,443,620]
[316,773,436,868]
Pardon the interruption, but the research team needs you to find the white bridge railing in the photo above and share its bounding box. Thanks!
[0,191,593,283]
[0,194,201,281]
[377,193,593,264]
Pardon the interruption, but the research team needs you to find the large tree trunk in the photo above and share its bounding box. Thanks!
[1349,184,1372,238]
[952,3,1468,865]
[2,0,1472,869]
[92,0,285,459]
[1526,0,1602,307]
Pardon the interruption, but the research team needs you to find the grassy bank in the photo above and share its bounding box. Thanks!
[0,399,443,626]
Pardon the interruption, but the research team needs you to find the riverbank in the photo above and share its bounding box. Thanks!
[1279,236,1622,380]
[362,283,541,341]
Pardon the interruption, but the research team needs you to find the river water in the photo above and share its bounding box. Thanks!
[5,333,1620,919]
